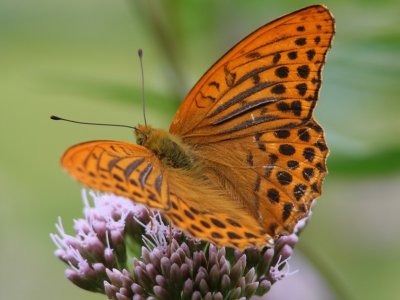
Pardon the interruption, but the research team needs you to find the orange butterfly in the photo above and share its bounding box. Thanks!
[59,5,334,250]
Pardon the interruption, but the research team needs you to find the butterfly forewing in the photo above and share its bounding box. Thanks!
[170,5,334,142]
[61,141,170,210]
[168,5,333,242]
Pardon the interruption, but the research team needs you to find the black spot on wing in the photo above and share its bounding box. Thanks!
[271,84,286,95]
[211,232,223,239]
[287,160,299,170]
[275,66,289,78]
[184,210,194,220]
[296,83,308,96]
[297,26,305,32]
[115,184,127,192]
[224,66,237,87]
[282,203,294,221]
[246,52,262,59]
[273,52,281,64]
[291,101,302,116]
[211,218,226,229]
[200,220,211,229]
[298,129,310,142]
[226,218,242,228]
[295,38,306,46]
[274,130,290,139]
[294,184,307,200]
[269,153,278,164]
[113,174,124,182]
[303,147,316,162]
[267,188,280,203]
[208,81,220,90]
[279,144,295,156]
[297,65,310,79]
[227,232,242,240]
[245,232,257,239]
[306,49,316,61]
[277,171,293,185]
[288,51,297,60]
[303,168,314,181]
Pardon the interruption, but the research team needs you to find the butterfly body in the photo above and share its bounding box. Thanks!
[134,125,264,230]
[135,125,194,169]
[60,5,334,250]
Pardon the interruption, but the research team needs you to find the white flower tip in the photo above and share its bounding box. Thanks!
[270,256,298,281]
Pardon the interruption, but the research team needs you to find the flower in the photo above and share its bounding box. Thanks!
[51,190,303,299]
[50,190,150,292]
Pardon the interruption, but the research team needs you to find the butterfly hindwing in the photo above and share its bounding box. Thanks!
[247,119,328,234]
[170,5,334,143]
[166,193,272,249]
[61,141,170,210]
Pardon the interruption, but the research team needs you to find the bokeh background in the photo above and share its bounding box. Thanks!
[1,0,399,299]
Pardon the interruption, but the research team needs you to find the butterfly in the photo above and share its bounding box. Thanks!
[60,5,334,250]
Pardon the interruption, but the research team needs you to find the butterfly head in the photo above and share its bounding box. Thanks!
[135,124,168,154]
[134,124,194,169]
[134,124,151,146]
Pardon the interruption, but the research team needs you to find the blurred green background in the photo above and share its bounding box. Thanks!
[1,0,399,299]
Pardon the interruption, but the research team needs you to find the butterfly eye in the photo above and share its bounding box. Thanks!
[136,134,147,146]
[135,127,148,146]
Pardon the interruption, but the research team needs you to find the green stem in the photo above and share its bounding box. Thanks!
[298,242,355,300]
[126,0,188,100]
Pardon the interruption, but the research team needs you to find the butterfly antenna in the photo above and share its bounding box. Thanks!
[50,115,137,130]
[138,49,147,126]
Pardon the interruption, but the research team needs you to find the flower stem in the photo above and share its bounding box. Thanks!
[298,243,354,300]
[126,0,189,100]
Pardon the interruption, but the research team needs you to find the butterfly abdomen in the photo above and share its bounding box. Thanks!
[135,125,194,169]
